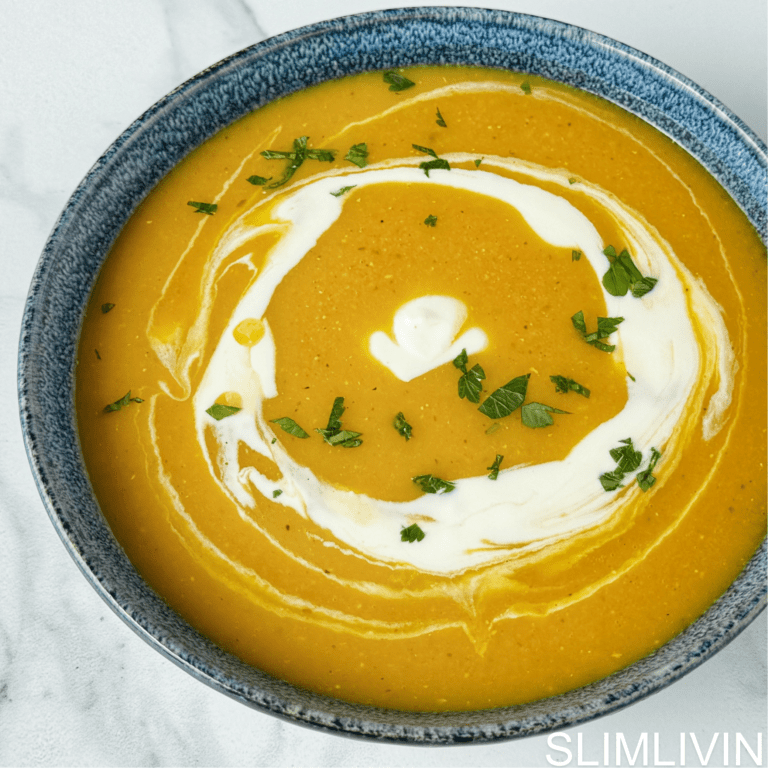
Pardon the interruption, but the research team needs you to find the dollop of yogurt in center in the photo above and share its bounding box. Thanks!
[369,295,488,382]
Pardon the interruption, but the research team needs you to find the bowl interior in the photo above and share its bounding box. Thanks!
[18,7,767,744]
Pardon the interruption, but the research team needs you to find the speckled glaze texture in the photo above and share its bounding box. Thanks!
[18,7,767,745]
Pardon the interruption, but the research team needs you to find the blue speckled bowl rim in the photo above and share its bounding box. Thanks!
[18,7,767,745]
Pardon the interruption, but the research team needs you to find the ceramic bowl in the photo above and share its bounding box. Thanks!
[18,7,767,744]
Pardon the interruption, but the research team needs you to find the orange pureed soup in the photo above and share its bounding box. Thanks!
[76,67,766,711]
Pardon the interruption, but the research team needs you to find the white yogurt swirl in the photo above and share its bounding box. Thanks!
[190,160,734,575]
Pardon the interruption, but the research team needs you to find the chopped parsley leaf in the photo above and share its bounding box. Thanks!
[571,310,624,353]
[206,403,241,421]
[601,245,657,298]
[572,250,582,262]
[474,158,483,167]
[315,396,362,447]
[393,412,412,441]
[270,417,309,438]
[187,201,217,215]
[345,142,368,168]
[453,348,486,404]
[272,489,283,498]
[383,70,415,92]
[521,402,569,429]
[331,185,357,197]
[549,375,591,398]
[105,391,144,413]
[246,174,271,186]
[261,136,335,188]
[521,80,532,94]
[637,448,662,491]
[487,454,504,480]
[401,523,425,542]
[435,107,447,127]
[609,438,643,473]
[411,144,451,176]
[478,374,529,419]
[424,214,438,227]
[412,474,455,494]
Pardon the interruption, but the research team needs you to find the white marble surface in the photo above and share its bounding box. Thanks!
[1,1,766,766]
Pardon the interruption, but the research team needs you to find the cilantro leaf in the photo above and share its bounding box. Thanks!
[331,185,357,197]
[383,70,415,92]
[206,403,241,421]
[549,375,591,398]
[478,374,530,419]
[521,402,569,428]
[637,447,662,491]
[105,391,144,413]
[393,412,412,441]
[246,174,271,186]
[571,310,587,335]
[631,276,658,298]
[345,143,368,168]
[326,430,363,448]
[401,523,425,542]
[424,214,437,227]
[270,417,309,438]
[272,489,283,498]
[572,250,582,262]
[435,107,447,127]
[521,80,532,94]
[187,201,217,215]
[487,454,504,480]
[474,158,483,167]
[412,474,455,494]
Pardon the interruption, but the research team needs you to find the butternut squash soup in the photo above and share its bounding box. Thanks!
[76,67,766,712]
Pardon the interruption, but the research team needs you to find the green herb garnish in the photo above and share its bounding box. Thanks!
[568,177,578,185]
[521,402,569,429]
[187,201,217,215]
[549,375,591,398]
[478,374,530,418]
[571,250,582,262]
[571,310,624,353]
[424,214,438,227]
[412,144,451,176]
[272,489,283,498]
[383,70,415,92]
[246,174,271,186]
[412,474,455,494]
[270,417,309,438]
[101,303,115,313]
[105,391,144,413]
[331,185,357,197]
[601,245,657,298]
[315,396,362,447]
[599,438,654,491]
[393,412,412,441]
[474,158,483,167]
[521,80,532,95]
[487,454,504,480]
[345,142,368,168]
[435,107,447,127]
[94,349,101,360]
[261,136,335,189]
[401,523,425,542]
[453,348,486,404]
[637,448,662,491]
[206,403,241,421]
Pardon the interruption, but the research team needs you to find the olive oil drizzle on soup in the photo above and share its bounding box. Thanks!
[77,67,766,711]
